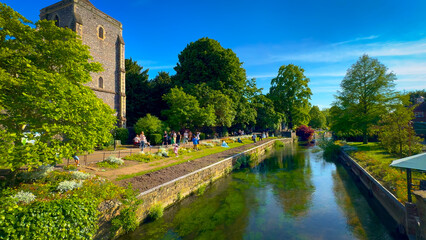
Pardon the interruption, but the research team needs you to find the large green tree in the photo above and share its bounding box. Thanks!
[332,55,396,144]
[172,37,256,127]
[308,106,326,129]
[254,94,282,130]
[125,58,150,126]
[269,64,312,129]
[148,71,172,119]
[0,4,116,170]
[375,95,423,157]
[162,87,215,130]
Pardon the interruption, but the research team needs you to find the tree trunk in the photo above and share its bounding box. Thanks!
[363,130,368,144]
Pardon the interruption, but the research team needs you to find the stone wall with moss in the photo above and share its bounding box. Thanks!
[134,138,292,223]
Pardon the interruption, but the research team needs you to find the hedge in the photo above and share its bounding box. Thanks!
[115,128,129,144]
[149,134,162,145]
[0,197,99,239]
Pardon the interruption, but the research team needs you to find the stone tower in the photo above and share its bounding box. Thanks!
[40,0,126,127]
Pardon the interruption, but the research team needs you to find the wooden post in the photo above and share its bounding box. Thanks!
[407,169,412,202]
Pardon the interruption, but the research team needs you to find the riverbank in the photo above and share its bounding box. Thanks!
[106,138,293,239]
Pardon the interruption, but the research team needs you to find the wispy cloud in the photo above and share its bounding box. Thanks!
[330,35,380,46]
[237,37,426,65]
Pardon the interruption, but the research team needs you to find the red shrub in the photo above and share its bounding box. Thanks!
[296,125,314,141]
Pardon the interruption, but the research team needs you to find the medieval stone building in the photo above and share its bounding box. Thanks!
[40,0,126,127]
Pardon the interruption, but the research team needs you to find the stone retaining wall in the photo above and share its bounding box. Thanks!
[339,151,407,235]
[134,138,293,222]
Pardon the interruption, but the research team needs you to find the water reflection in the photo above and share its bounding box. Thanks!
[120,145,395,240]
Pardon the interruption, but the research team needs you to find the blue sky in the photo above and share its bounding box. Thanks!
[4,0,426,108]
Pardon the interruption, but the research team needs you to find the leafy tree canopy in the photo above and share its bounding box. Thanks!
[309,106,326,129]
[173,37,257,127]
[374,94,423,157]
[125,58,150,126]
[253,94,282,130]
[332,54,396,143]
[134,114,163,136]
[0,4,116,170]
[269,64,312,129]
[173,37,246,100]
[162,87,215,130]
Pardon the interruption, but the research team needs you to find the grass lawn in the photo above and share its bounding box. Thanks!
[116,138,259,181]
[346,142,425,203]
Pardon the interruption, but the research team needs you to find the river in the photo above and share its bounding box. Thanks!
[120,144,399,240]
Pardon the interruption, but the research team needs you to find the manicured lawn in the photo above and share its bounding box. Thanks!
[346,142,425,203]
[116,138,257,181]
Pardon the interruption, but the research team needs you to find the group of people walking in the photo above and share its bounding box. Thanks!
[133,130,201,151]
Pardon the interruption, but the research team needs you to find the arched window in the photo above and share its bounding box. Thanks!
[54,15,60,27]
[98,26,104,39]
[98,77,104,88]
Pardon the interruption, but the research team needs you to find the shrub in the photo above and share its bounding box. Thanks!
[199,133,206,140]
[296,125,315,141]
[149,134,162,145]
[63,165,77,171]
[317,138,341,161]
[12,191,36,204]
[57,180,83,192]
[71,171,91,180]
[274,141,284,148]
[124,152,160,163]
[19,165,54,182]
[0,197,99,239]
[148,203,164,220]
[115,128,129,144]
[111,206,139,233]
[105,156,124,165]
[134,114,163,136]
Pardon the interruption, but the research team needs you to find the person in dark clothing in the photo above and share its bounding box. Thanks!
[163,131,168,147]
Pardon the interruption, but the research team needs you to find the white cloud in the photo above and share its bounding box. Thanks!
[237,37,426,65]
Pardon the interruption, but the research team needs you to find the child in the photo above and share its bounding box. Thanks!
[174,144,179,157]
[72,154,80,166]
[221,140,229,148]
[192,136,199,151]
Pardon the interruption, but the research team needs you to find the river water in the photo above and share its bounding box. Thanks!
[120,144,399,240]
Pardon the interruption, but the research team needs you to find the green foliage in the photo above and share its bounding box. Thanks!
[0,4,116,170]
[274,140,285,148]
[173,37,246,102]
[309,106,326,129]
[0,197,99,240]
[163,87,215,130]
[374,95,423,157]
[125,58,150,126]
[11,190,36,204]
[196,184,208,196]
[331,55,396,144]
[317,138,341,161]
[254,94,282,131]
[172,37,257,128]
[115,128,129,144]
[345,142,424,202]
[148,203,164,221]
[149,134,162,145]
[111,205,139,233]
[269,64,312,129]
[199,133,206,140]
[57,180,83,192]
[124,152,160,163]
[134,114,164,136]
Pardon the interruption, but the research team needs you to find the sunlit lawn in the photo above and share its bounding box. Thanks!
[116,138,261,181]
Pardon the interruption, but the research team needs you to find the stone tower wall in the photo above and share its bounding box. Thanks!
[40,0,126,127]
